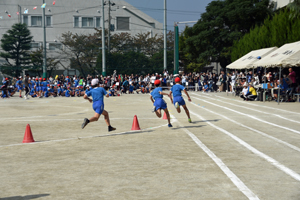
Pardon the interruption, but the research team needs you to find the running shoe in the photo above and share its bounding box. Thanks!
[81,118,89,129]
[168,124,173,127]
[108,125,116,132]
[152,106,156,113]
[188,118,192,123]
[175,102,179,109]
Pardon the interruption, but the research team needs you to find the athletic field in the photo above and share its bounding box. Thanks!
[0,92,300,200]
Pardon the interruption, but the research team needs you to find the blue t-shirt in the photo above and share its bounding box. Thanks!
[65,90,70,97]
[150,87,163,100]
[86,87,107,102]
[171,84,185,97]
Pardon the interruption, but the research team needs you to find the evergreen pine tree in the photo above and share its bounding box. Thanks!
[0,23,33,76]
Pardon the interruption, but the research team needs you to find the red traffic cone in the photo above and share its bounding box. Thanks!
[131,115,141,130]
[163,111,168,120]
[23,124,35,143]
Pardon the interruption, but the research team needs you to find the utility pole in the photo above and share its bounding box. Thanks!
[42,0,47,78]
[163,0,167,71]
[102,0,106,76]
[108,0,111,53]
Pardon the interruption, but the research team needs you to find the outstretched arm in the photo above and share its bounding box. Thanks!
[183,89,191,102]
[150,95,154,103]
[84,94,93,103]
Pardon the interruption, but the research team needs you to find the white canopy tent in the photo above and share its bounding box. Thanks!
[251,41,300,68]
[226,47,278,69]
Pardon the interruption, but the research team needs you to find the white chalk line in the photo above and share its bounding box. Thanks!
[0,119,175,148]
[199,92,300,116]
[0,109,90,120]
[191,95,300,135]
[195,93,300,124]
[189,102,300,153]
[9,118,167,122]
[188,110,300,182]
[171,114,260,200]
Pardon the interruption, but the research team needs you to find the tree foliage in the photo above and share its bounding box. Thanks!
[231,9,300,61]
[60,29,174,76]
[182,0,273,69]
[287,0,300,19]
[0,23,33,75]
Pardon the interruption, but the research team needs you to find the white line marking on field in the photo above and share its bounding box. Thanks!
[191,95,300,135]
[171,115,260,200]
[9,118,164,122]
[195,93,300,124]
[201,92,300,115]
[0,120,175,148]
[190,102,300,153]
[188,110,300,182]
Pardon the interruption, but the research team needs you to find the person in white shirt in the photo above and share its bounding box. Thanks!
[240,83,249,100]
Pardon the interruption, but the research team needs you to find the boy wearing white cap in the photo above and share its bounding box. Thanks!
[81,78,116,132]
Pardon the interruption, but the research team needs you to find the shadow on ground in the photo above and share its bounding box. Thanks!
[0,193,50,200]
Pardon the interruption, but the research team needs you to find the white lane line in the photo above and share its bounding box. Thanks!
[188,110,300,182]
[195,93,300,124]
[191,95,300,135]
[190,102,300,153]
[201,92,300,116]
[9,118,166,122]
[171,115,260,200]
[0,120,175,148]
[0,109,89,120]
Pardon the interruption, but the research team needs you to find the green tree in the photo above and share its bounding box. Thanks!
[231,9,300,61]
[59,31,101,77]
[183,0,273,69]
[0,23,33,76]
[29,48,59,77]
[287,0,300,19]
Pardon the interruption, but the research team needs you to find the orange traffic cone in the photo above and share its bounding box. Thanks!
[163,111,168,119]
[131,115,141,130]
[23,124,35,143]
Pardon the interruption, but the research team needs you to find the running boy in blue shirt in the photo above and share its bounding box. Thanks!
[81,78,116,132]
[150,80,172,127]
[170,77,192,123]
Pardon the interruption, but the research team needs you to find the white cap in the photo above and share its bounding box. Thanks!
[243,82,248,87]
[91,78,99,86]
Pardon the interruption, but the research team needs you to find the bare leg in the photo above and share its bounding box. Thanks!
[89,112,101,122]
[182,104,191,119]
[101,110,111,126]
[163,108,171,124]
[176,106,181,113]
[155,109,162,118]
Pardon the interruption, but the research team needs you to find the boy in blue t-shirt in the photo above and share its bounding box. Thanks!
[150,80,172,127]
[16,76,23,98]
[109,86,115,96]
[170,77,192,123]
[81,78,116,132]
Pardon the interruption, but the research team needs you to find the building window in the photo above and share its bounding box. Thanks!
[23,16,28,26]
[96,17,101,28]
[31,16,42,26]
[31,43,40,50]
[74,17,79,27]
[82,17,94,27]
[46,16,52,27]
[49,43,62,50]
[117,17,129,31]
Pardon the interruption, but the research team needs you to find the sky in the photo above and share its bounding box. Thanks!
[125,0,214,31]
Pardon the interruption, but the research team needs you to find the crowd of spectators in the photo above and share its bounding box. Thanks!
[1,68,299,102]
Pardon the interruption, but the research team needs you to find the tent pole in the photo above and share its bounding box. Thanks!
[278,66,281,105]
[263,67,266,103]
[235,69,237,96]
[226,68,228,96]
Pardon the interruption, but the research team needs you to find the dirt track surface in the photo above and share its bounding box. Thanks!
[1,92,300,200]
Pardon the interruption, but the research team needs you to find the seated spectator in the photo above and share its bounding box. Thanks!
[240,83,249,101]
[246,83,257,101]
[109,86,116,96]
[203,82,209,92]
